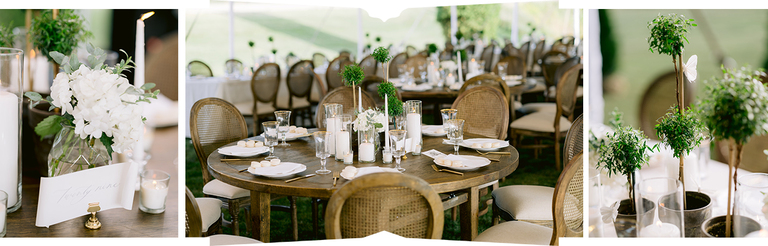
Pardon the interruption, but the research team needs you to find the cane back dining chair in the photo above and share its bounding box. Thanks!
[520,57,582,115]
[476,153,584,246]
[325,172,444,239]
[315,87,377,129]
[480,43,496,72]
[490,115,583,227]
[502,43,520,59]
[519,41,531,74]
[531,39,548,75]
[186,187,264,245]
[242,63,281,135]
[312,52,328,68]
[326,56,354,91]
[404,54,428,79]
[459,74,514,120]
[639,70,694,140]
[509,64,582,170]
[540,51,570,100]
[359,55,378,78]
[285,60,315,126]
[390,53,409,78]
[188,60,214,77]
[493,55,527,79]
[225,59,244,77]
[406,45,419,57]
[190,98,297,238]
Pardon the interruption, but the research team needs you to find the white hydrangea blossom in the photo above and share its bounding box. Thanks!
[353,109,387,133]
[49,64,146,153]
[440,60,457,73]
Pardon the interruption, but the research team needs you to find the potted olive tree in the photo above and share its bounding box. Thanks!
[698,66,768,237]
[648,13,713,237]
[597,110,658,237]
[30,9,89,75]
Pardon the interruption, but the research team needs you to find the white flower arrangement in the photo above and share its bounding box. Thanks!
[26,43,159,156]
[440,60,457,73]
[353,108,387,133]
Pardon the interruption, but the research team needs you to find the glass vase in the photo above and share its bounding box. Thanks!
[324,103,343,157]
[403,100,422,155]
[335,114,352,162]
[734,173,768,237]
[358,128,378,163]
[636,178,684,238]
[48,125,110,177]
[0,48,23,213]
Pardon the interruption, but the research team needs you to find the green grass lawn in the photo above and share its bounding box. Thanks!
[185,137,560,241]
[602,9,768,127]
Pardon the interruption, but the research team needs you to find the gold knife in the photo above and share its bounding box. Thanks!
[285,174,316,183]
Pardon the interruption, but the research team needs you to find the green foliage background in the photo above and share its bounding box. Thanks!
[599,9,617,76]
[436,5,501,43]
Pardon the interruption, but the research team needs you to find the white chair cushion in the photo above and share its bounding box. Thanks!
[209,234,263,245]
[513,101,523,110]
[475,221,552,245]
[493,185,554,221]
[510,112,571,133]
[525,80,547,93]
[518,102,557,115]
[196,197,223,233]
[547,86,583,99]
[203,179,250,199]
[233,101,277,116]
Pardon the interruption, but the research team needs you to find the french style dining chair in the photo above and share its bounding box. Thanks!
[325,172,444,239]
[186,187,264,245]
[190,98,297,238]
[315,87,377,129]
[242,63,281,135]
[358,55,378,78]
[188,60,213,77]
[476,153,584,246]
[326,56,353,91]
[285,60,315,126]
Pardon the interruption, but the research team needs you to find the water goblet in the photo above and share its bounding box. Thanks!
[275,110,292,146]
[497,62,508,80]
[313,131,332,175]
[262,121,280,160]
[440,109,458,128]
[389,130,407,172]
[446,119,464,155]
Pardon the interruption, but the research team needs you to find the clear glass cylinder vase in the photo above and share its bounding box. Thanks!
[0,48,23,213]
[734,173,768,237]
[48,125,110,177]
[335,115,352,162]
[403,100,422,155]
[324,103,343,157]
[635,178,684,238]
[358,128,378,163]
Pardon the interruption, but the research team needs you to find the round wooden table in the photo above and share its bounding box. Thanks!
[207,132,520,242]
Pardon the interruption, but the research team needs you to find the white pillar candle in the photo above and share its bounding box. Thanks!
[344,152,354,164]
[359,143,374,162]
[639,221,681,237]
[384,94,389,149]
[446,73,456,85]
[33,55,50,93]
[746,229,768,238]
[383,152,393,163]
[358,87,363,110]
[140,180,169,210]
[0,92,19,208]
[326,117,339,156]
[406,113,421,149]
[335,130,350,157]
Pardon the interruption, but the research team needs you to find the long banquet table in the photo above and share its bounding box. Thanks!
[207,131,520,242]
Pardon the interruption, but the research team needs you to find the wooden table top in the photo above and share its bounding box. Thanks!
[207,132,519,198]
[5,127,179,237]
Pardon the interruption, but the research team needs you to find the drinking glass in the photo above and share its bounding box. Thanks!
[275,110,291,146]
[497,62,508,80]
[636,178,684,238]
[446,119,464,155]
[389,130,407,172]
[262,121,280,160]
[313,131,332,175]
[588,167,604,237]
[419,64,427,82]
[734,173,768,237]
[398,64,408,82]
[478,61,486,72]
[440,109,458,128]
[0,190,6,237]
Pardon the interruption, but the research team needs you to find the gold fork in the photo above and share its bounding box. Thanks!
[332,171,340,187]
[432,164,464,176]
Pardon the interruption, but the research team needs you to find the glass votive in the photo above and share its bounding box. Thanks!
[139,170,170,214]
[382,149,393,164]
[0,190,6,237]
[636,177,684,238]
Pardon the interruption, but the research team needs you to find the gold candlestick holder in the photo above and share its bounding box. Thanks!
[85,202,102,230]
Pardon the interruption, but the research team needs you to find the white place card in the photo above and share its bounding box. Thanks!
[421,149,446,159]
[35,162,138,227]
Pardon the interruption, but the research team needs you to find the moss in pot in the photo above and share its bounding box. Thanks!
[597,110,658,237]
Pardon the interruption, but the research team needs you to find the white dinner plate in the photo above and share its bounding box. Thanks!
[422,125,447,137]
[218,145,270,157]
[340,167,400,180]
[400,84,433,91]
[434,155,491,171]
[247,162,306,179]
[443,138,510,151]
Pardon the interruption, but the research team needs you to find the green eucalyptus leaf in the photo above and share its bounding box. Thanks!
[34,115,64,140]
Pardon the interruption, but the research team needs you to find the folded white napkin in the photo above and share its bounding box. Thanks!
[250,162,302,175]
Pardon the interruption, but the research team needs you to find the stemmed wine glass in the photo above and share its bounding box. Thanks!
[389,129,407,172]
[440,109,458,131]
[262,121,280,160]
[446,119,464,155]
[313,131,332,175]
[275,110,291,146]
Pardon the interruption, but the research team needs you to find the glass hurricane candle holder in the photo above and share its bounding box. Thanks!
[324,103,343,157]
[403,100,422,155]
[734,173,768,237]
[0,48,22,213]
[358,128,377,163]
[139,170,170,214]
[1,190,7,237]
[335,115,352,162]
[636,178,684,238]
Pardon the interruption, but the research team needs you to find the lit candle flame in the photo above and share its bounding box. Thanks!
[140,11,155,21]
[655,220,663,227]
[30,49,36,58]
[759,230,768,237]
